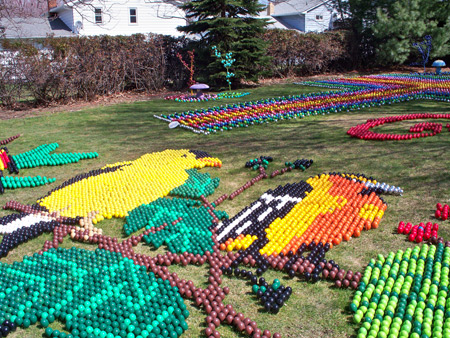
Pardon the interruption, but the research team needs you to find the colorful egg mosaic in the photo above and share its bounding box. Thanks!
[216,173,401,256]
[37,149,221,222]
[0,247,189,338]
[158,73,450,134]
[350,243,450,338]
[348,113,450,141]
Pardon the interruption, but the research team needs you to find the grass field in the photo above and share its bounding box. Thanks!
[1,82,450,338]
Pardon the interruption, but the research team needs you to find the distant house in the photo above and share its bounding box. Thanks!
[47,0,186,37]
[260,0,335,33]
[0,17,76,39]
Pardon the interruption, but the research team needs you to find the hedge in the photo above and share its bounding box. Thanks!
[0,30,354,108]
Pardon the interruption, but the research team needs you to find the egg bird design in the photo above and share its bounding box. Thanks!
[36,149,221,222]
[216,173,401,257]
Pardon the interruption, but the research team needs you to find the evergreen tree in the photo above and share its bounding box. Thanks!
[178,0,271,86]
[329,0,450,66]
[372,0,450,66]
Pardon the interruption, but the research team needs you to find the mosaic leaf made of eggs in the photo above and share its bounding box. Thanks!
[0,247,189,338]
[350,243,450,338]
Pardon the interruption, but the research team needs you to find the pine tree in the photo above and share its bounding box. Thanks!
[178,0,271,87]
[330,0,450,66]
[371,0,450,66]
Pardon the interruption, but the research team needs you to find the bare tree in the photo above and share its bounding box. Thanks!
[143,0,189,20]
[0,0,190,21]
[0,0,47,19]
[0,0,47,38]
[0,0,190,41]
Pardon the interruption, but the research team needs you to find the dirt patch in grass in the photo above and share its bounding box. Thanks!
[0,90,183,120]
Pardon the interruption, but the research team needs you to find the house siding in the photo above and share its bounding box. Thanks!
[58,8,75,32]
[305,5,333,32]
[67,0,185,37]
[274,14,305,31]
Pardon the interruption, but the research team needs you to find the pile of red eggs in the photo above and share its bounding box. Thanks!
[435,203,450,220]
[397,221,439,243]
[347,113,450,141]
[409,122,442,134]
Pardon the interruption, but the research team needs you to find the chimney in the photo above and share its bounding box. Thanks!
[267,1,274,16]
[48,0,57,11]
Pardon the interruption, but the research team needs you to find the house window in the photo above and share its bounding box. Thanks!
[129,8,137,24]
[316,15,324,20]
[95,8,102,24]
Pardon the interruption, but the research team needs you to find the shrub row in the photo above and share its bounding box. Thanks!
[0,30,354,108]
[263,29,354,77]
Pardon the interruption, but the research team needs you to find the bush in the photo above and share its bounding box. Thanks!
[0,34,184,108]
[262,29,354,77]
[0,29,357,108]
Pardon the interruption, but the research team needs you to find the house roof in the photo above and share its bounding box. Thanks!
[0,17,76,39]
[272,0,331,15]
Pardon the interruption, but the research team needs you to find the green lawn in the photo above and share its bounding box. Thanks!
[1,83,450,338]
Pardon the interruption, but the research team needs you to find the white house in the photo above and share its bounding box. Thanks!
[260,0,335,33]
[48,0,186,37]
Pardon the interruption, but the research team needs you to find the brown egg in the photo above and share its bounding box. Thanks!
[246,325,254,335]
[329,270,336,279]
[238,322,245,331]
